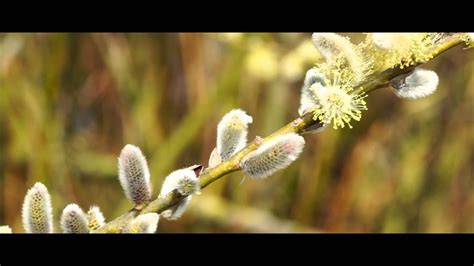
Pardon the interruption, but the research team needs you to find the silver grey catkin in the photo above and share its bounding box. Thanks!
[240,133,305,179]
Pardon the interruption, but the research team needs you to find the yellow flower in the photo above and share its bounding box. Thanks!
[310,75,367,129]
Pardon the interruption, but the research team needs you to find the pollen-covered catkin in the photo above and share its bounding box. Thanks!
[369,33,436,69]
[118,144,152,206]
[22,182,53,233]
[240,133,305,179]
[310,81,367,129]
[371,33,413,50]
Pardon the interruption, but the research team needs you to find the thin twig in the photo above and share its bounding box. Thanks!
[95,36,465,233]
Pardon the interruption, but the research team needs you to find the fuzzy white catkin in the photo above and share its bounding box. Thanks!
[123,213,159,233]
[161,197,192,220]
[240,133,305,179]
[312,33,351,61]
[390,68,439,99]
[298,68,327,116]
[22,182,53,233]
[159,166,201,220]
[217,109,253,161]
[60,204,89,234]
[87,206,105,231]
[118,144,152,206]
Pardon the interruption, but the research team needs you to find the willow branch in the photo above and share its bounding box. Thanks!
[361,36,465,94]
[95,36,465,233]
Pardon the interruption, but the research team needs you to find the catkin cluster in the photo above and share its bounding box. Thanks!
[1,32,469,233]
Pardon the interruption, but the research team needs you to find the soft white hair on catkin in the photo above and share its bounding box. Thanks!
[159,166,201,220]
[390,68,439,99]
[217,109,253,161]
[22,182,53,233]
[118,144,152,205]
[240,133,305,179]
[60,204,89,234]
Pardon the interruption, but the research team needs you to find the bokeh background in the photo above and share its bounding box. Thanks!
[0,33,473,233]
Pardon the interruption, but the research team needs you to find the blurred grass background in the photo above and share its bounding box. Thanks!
[0,33,472,233]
